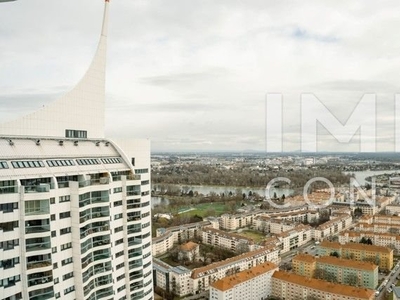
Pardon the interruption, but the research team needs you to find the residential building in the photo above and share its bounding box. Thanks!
[220,211,262,230]
[191,246,280,294]
[276,224,313,253]
[293,254,378,289]
[153,245,280,297]
[152,219,217,256]
[318,241,393,271]
[201,227,256,253]
[209,262,278,300]
[0,1,153,300]
[313,213,352,241]
[179,242,200,262]
[386,204,400,215]
[339,231,400,252]
[272,271,375,300]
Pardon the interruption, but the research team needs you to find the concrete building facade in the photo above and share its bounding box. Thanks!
[0,1,153,300]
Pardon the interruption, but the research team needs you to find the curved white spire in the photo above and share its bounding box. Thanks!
[0,0,110,139]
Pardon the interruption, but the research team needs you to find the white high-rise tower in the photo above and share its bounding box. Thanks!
[0,1,153,300]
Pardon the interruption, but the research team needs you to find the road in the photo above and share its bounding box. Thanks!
[376,261,400,300]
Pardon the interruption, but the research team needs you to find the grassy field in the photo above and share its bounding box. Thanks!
[237,229,266,242]
[178,202,229,218]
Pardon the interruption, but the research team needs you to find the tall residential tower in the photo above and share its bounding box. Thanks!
[0,1,153,300]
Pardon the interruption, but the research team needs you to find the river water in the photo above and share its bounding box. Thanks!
[151,170,400,208]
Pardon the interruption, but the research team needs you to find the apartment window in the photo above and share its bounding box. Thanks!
[131,158,135,166]
[63,272,74,281]
[114,187,122,193]
[53,262,58,269]
[50,197,55,204]
[115,238,124,246]
[64,285,75,295]
[114,200,122,207]
[0,221,18,232]
[76,158,100,165]
[65,129,87,138]
[61,242,72,251]
[116,262,124,270]
[141,180,149,185]
[59,211,71,219]
[117,285,126,293]
[11,160,44,168]
[51,214,56,221]
[135,168,148,174]
[52,247,57,253]
[142,222,150,229]
[116,250,124,258]
[101,157,122,164]
[0,202,17,213]
[54,278,59,284]
[47,160,75,167]
[62,257,73,266]
[0,257,19,269]
[114,213,123,220]
[142,212,150,218]
[114,226,123,233]
[51,231,56,237]
[55,292,60,298]
[0,275,20,288]
[117,274,125,281]
[0,161,9,169]
[59,195,70,203]
[60,227,71,235]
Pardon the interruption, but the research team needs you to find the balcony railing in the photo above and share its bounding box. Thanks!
[24,184,54,193]
[26,240,51,252]
[27,256,52,270]
[29,287,54,300]
[80,224,109,239]
[28,274,53,287]
[26,224,50,234]
[79,178,109,188]
[0,185,18,194]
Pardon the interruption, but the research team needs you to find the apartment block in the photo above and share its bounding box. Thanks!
[201,227,256,252]
[276,224,313,253]
[318,241,393,271]
[272,271,375,300]
[339,231,400,251]
[209,262,278,300]
[313,214,352,241]
[293,254,378,289]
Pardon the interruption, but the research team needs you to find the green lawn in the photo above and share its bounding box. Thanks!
[237,229,266,242]
[178,202,229,218]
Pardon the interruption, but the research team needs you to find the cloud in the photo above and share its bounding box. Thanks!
[2,0,400,152]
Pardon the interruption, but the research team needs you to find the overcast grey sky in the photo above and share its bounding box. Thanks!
[1,0,400,152]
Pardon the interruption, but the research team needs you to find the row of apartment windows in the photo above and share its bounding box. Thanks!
[77,158,100,165]
[11,160,44,168]
[4,157,124,170]
[101,158,122,164]
[47,160,75,167]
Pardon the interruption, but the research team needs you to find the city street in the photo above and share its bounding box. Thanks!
[376,261,400,300]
